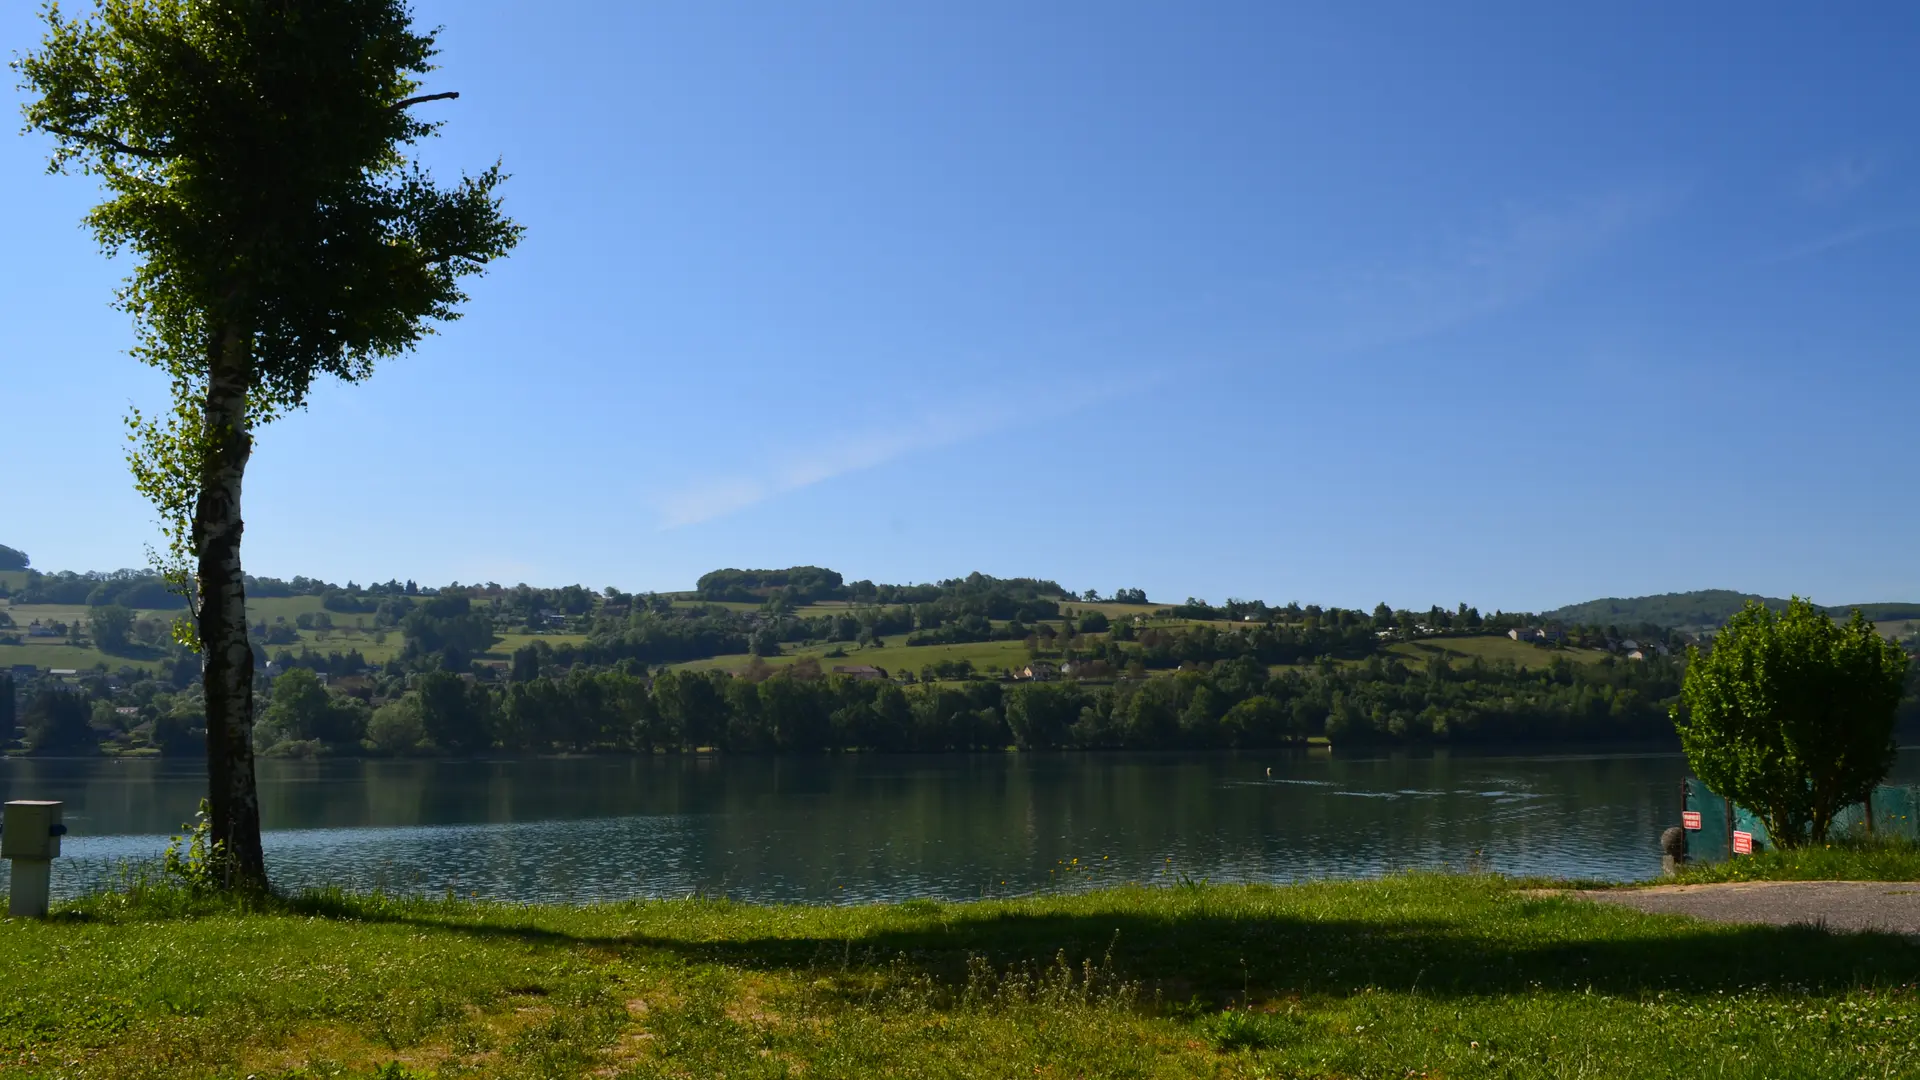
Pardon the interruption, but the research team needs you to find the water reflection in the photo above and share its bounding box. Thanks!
[3,749,1912,904]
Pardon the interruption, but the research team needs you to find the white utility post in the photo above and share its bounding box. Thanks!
[3,800,66,918]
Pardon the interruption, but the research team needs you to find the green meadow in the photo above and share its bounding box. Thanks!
[673,636,1042,678]
[4,871,1916,1079]
[1388,635,1612,669]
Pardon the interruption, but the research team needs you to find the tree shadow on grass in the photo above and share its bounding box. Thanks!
[280,888,1920,1006]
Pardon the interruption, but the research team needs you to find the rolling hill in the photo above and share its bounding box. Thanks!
[1542,590,1920,633]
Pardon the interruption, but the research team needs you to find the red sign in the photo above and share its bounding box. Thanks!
[1732,830,1754,855]
[1682,811,1702,830]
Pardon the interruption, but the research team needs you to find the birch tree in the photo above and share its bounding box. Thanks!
[18,0,521,889]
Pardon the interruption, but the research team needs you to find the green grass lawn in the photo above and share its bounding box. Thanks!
[668,599,762,613]
[0,639,161,673]
[1668,836,1920,885]
[673,636,1042,677]
[0,602,105,630]
[489,631,591,657]
[0,598,406,673]
[2,597,333,629]
[1875,618,1920,641]
[5,872,1916,1079]
[247,595,340,623]
[1388,634,1612,669]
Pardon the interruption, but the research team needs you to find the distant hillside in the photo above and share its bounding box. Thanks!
[1543,590,1920,632]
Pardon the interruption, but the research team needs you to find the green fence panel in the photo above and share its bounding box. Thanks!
[1682,780,1919,861]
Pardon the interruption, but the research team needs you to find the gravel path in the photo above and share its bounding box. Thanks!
[1575,881,1920,937]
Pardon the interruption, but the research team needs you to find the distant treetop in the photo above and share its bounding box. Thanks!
[696,566,848,603]
[0,545,28,571]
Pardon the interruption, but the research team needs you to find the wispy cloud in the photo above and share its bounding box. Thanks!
[650,189,1670,528]
[652,412,990,529]
[1794,156,1876,204]
[1758,217,1920,266]
[651,375,1156,529]
[1302,187,1678,355]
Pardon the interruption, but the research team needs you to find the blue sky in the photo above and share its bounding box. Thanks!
[4,2,1917,612]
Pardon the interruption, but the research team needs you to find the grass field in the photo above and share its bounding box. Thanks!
[0,640,154,673]
[490,631,591,657]
[1388,634,1612,669]
[673,630,1614,682]
[1669,836,1920,885]
[0,597,408,673]
[673,636,1041,677]
[668,599,763,613]
[247,595,342,623]
[1877,618,1920,641]
[5,872,1916,1079]
[1053,599,1164,620]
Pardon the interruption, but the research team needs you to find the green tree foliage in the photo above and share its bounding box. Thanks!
[152,704,202,756]
[89,604,136,653]
[1005,682,1083,749]
[1674,599,1910,846]
[19,0,520,890]
[1543,590,1920,632]
[416,671,494,754]
[697,567,847,603]
[1221,695,1292,747]
[401,594,498,667]
[258,668,368,749]
[0,544,28,571]
[0,675,16,747]
[22,687,97,755]
[366,696,427,756]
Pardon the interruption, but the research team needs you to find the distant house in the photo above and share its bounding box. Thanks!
[1627,649,1647,661]
[26,621,57,638]
[1539,628,1568,645]
[1017,661,1059,682]
[1508,628,1541,642]
[1619,639,1640,652]
[114,706,140,718]
[831,664,886,681]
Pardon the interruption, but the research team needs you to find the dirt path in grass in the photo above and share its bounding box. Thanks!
[1569,881,1920,937]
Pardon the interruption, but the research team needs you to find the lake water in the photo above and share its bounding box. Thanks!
[6,748,1917,904]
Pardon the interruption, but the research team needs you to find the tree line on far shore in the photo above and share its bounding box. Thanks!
[5,637,1688,758]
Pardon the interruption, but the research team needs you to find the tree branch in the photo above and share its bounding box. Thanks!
[394,91,460,110]
[42,123,164,160]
